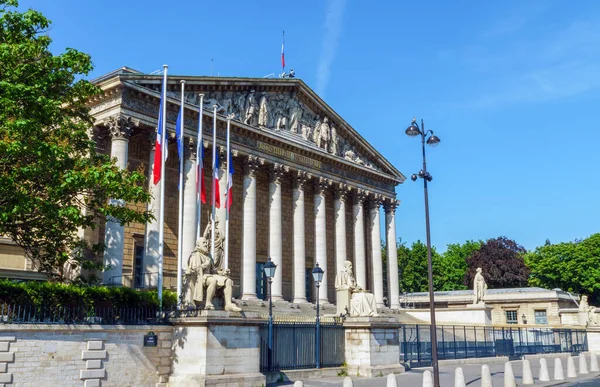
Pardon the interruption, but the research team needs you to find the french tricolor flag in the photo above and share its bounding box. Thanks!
[226,153,233,211]
[281,31,285,70]
[153,93,165,185]
[213,151,220,208]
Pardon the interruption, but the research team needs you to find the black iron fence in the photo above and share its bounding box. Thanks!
[0,303,168,325]
[259,320,345,372]
[402,324,588,366]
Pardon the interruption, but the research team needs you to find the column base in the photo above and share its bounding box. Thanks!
[390,303,400,310]
[376,302,386,309]
[292,298,308,304]
[241,293,258,301]
[271,295,285,302]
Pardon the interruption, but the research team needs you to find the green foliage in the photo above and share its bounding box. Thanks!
[398,240,441,293]
[465,236,529,288]
[526,234,600,303]
[0,1,152,280]
[0,280,176,309]
[433,240,482,291]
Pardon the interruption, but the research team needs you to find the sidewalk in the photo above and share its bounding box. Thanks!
[271,355,599,387]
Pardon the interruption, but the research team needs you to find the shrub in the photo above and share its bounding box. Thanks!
[0,280,176,309]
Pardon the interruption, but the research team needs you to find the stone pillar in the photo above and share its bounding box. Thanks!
[314,178,330,303]
[343,318,405,377]
[385,199,400,309]
[369,196,385,308]
[143,130,161,287]
[181,137,198,272]
[334,184,349,276]
[269,164,284,301]
[102,115,134,285]
[353,189,367,289]
[292,171,309,304]
[241,156,260,300]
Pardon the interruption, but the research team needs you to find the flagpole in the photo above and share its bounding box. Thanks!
[196,94,205,241]
[176,80,186,307]
[211,105,218,263]
[157,64,168,311]
[224,114,232,270]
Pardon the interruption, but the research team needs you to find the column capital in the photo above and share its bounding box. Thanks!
[146,129,157,151]
[243,155,261,177]
[368,193,383,210]
[384,198,400,213]
[353,188,368,205]
[269,163,286,185]
[293,170,311,191]
[334,182,351,202]
[106,114,136,140]
[315,177,332,196]
[184,137,197,161]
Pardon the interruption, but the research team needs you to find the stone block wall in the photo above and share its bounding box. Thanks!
[0,324,173,387]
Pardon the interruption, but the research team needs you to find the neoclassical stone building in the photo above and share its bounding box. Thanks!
[1,67,405,308]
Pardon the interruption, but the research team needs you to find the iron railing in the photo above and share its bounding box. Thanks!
[401,324,588,366]
[0,303,168,325]
[259,320,345,372]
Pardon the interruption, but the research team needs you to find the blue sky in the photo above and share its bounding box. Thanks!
[20,0,600,252]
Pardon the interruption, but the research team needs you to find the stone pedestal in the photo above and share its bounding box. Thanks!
[169,312,266,387]
[336,289,351,316]
[343,317,405,378]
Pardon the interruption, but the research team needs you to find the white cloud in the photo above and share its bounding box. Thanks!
[316,0,346,97]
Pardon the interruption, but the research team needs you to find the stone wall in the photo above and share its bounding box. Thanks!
[0,324,173,387]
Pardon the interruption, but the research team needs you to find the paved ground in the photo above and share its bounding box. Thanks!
[271,355,600,386]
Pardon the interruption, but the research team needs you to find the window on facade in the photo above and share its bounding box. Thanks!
[506,310,518,324]
[133,242,144,288]
[535,310,548,325]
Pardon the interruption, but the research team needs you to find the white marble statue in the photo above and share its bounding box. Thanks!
[288,98,302,133]
[258,95,268,128]
[183,237,241,312]
[473,267,487,305]
[580,295,590,311]
[330,125,339,155]
[335,261,378,317]
[244,90,257,126]
[314,117,330,150]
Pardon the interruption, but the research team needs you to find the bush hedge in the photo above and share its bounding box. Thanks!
[0,280,177,310]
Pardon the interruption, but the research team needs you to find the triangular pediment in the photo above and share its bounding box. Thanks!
[107,72,403,182]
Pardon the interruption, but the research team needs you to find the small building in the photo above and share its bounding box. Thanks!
[402,287,581,326]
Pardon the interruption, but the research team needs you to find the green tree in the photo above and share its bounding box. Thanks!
[0,1,151,281]
[398,240,441,293]
[433,240,482,291]
[526,234,600,303]
[465,236,529,289]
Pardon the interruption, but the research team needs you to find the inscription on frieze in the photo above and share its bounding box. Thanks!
[256,141,322,169]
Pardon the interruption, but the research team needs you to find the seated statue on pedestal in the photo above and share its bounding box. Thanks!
[183,236,241,312]
[335,260,378,317]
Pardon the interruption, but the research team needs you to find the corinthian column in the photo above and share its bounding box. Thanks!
[269,163,285,300]
[181,137,198,272]
[385,199,400,309]
[369,196,385,308]
[353,189,367,289]
[143,130,161,288]
[292,171,309,304]
[334,184,349,276]
[102,115,134,285]
[241,156,260,300]
[314,178,330,303]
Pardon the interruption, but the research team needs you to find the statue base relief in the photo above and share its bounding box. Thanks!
[467,302,487,308]
[405,305,493,325]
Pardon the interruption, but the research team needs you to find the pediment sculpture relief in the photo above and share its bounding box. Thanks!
[166,88,381,171]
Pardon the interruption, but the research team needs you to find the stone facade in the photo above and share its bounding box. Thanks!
[0,325,172,387]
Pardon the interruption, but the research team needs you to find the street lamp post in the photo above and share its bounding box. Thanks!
[405,118,441,387]
[312,262,324,369]
[264,257,277,371]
